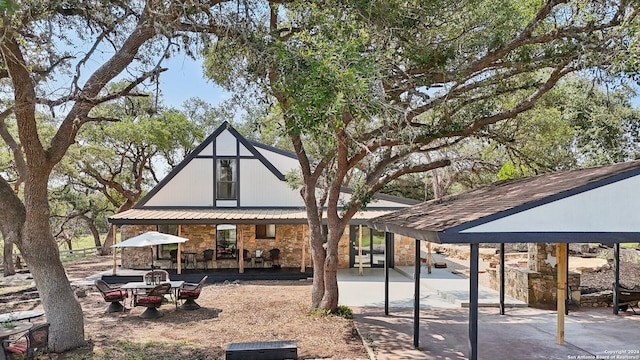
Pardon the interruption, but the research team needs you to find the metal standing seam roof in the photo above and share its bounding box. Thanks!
[368,160,640,243]
[108,208,396,225]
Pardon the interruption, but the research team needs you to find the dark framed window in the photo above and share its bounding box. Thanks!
[216,224,237,259]
[157,224,178,259]
[216,159,237,199]
[256,224,276,239]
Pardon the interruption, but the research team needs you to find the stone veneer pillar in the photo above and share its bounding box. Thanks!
[528,242,556,273]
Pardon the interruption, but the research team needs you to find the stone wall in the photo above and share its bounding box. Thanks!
[488,266,581,306]
[580,290,613,308]
[597,248,640,264]
[394,234,416,266]
[528,243,557,273]
[119,224,156,269]
[119,223,417,270]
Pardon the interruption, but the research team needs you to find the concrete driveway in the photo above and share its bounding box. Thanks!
[338,267,640,360]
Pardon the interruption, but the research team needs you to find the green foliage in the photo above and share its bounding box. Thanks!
[333,305,354,319]
[302,303,331,318]
[0,0,17,14]
[301,303,353,320]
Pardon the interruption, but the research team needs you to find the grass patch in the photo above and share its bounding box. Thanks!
[63,339,224,360]
[300,303,354,320]
[333,305,354,319]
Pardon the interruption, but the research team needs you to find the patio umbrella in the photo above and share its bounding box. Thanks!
[112,231,189,272]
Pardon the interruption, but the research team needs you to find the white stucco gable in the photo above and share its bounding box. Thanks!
[139,122,303,208]
[461,174,640,233]
[137,122,416,210]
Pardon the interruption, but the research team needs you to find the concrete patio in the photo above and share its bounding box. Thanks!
[338,267,640,360]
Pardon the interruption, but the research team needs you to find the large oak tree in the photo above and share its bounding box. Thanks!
[206,0,640,310]
[0,0,262,351]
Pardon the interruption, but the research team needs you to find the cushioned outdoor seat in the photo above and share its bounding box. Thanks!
[178,276,208,310]
[2,323,51,360]
[95,279,128,313]
[134,282,171,319]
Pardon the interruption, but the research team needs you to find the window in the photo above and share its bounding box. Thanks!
[157,224,178,259]
[216,159,237,199]
[216,224,237,259]
[256,224,276,239]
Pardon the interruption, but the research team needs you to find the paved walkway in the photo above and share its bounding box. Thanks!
[338,266,640,360]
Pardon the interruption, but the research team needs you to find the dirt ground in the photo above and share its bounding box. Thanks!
[3,245,640,359]
[1,258,368,360]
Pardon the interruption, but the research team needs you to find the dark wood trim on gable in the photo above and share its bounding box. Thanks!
[135,121,287,208]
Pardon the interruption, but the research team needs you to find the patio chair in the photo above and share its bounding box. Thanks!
[2,322,51,360]
[134,282,172,319]
[266,248,281,268]
[197,249,214,270]
[169,249,186,270]
[178,276,208,310]
[144,269,170,285]
[95,279,128,313]
[242,249,252,267]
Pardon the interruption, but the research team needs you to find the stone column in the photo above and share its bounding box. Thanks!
[528,242,556,273]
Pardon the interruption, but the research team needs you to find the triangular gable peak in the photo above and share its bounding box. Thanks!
[137,121,417,210]
[369,160,640,243]
[137,121,303,209]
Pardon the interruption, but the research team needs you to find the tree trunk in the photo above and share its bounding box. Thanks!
[3,240,16,276]
[309,227,326,308]
[100,226,115,255]
[0,179,23,276]
[20,180,85,352]
[91,226,102,249]
[318,226,342,310]
[81,215,102,249]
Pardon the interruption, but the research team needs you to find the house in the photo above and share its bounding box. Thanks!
[108,122,419,271]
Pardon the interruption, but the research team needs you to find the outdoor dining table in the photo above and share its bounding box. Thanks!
[0,310,45,324]
[0,321,32,341]
[120,280,185,312]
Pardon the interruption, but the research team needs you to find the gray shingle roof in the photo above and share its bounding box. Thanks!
[368,160,640,242]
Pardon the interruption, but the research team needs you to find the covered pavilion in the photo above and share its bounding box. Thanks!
[368,160,640,360]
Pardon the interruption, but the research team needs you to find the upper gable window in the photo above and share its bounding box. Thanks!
[216,159,237,199]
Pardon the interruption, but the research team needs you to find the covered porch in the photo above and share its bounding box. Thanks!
[108,208,395,275]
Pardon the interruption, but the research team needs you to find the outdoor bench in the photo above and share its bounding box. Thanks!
[225,340,297,360]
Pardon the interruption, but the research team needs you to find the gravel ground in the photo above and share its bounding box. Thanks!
[579,261,640,292]
[1,258,368,360]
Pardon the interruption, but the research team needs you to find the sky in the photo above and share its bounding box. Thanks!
[157,55,230,109]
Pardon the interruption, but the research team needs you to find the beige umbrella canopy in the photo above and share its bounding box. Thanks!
[112,231,189,272]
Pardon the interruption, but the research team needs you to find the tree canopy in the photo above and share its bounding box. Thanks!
[205,0,640,310]
[0,0,270,351]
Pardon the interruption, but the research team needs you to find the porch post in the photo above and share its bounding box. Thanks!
[469,243,479,360]
[358,225,363,275]
[413,239,420,348]
[427,242,432,274]
[613,243,620,315]
[384,232,391,316]
[112,224,118,275]
[556,243,567,345]
[301,233,306,273]
[500,243,505,315]
[239,226,245,274]
[177,225,183,275]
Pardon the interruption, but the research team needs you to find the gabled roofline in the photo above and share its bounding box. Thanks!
[340,187,421,206]
[445,165,640,234]
[249,141,298,159]
[226,125,286,181]
[136,121,286,208]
